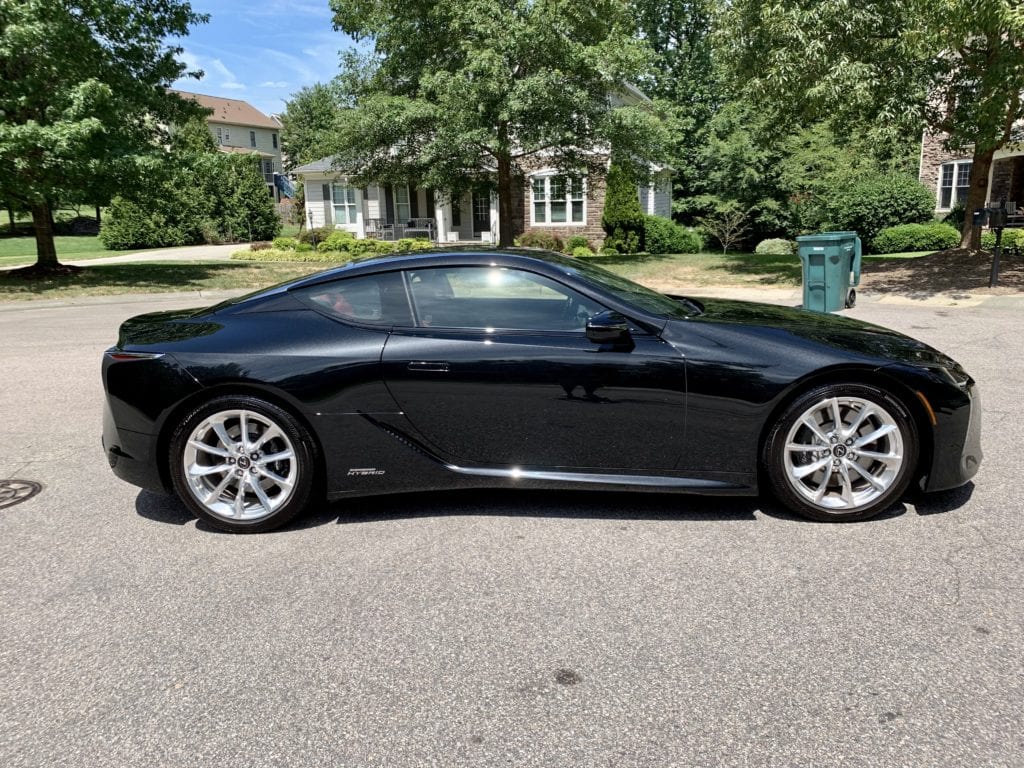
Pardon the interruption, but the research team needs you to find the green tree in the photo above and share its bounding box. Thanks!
[329,0,667,246]
[631,0,721,198]
[602,162,647,253]
[279,82,343,171]
[720,0,1024,249]
[0,0,207,272]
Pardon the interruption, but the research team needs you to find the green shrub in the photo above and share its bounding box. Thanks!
[822,174,935,243]
[602,163,646,254]
[644,215,703,254]
[393,238,433,252]
[517,229,564,252]
[295,242,313,253]
[231,248,348,263]
[316,230,357,252]
[298,226,335,245]
[100,152,280,249]
[571,246,593,257]
[272,236,299,250]
[755,238,797,255]
[565,235,590,252]
[250,241,272,251]
[980,228,1024,249]
[871,223,960,254]
[598,246,618,255]
[942,201,966,231]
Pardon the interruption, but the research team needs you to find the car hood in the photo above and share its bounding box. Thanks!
[681,297,948,367]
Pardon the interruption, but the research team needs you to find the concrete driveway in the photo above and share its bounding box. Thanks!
[0,295,1021,767]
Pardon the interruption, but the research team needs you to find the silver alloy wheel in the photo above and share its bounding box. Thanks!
[181,409,298,522]
[783,395,905,512]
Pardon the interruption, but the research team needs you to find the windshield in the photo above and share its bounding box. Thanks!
[544,253,698,319]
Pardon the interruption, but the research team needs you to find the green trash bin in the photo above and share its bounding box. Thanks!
[795,231,862,312]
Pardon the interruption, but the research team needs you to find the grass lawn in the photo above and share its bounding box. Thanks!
[0,247,935,302]
[0,261,323,301]
[0,235,138,267]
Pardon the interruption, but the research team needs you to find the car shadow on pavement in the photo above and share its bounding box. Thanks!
[135,482,974,533]
[912,481,975,516]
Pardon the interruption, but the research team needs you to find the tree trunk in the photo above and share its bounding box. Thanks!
[496,153,515,248]
[6,206,14,234]
[30,202,60,269]
[960,146,996,250]
[95,204,102,226]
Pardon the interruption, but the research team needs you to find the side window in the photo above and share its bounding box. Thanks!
[404,266,606,332]
[295,272,412,326]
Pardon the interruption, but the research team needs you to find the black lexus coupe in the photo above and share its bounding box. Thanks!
[102,249,981,532]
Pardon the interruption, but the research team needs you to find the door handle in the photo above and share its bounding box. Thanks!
[407,361,450,372]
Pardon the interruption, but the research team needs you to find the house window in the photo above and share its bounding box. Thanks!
[395,185,412,223]
[272,133,278,149]
[332,184,358,225]
[250,130,257,148]
[215,126,223,144]
[939,160,972,209]
[531,175,585,225]
[262,159,274,183]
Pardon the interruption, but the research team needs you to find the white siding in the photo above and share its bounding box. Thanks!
[304,179,329,229]
[653,173,672,219]
[638,184,652,215]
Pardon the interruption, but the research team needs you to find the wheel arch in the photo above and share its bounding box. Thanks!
[756,365,934,486]
[155,382,326,494]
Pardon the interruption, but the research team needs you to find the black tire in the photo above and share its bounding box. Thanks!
[169,395,316,533]
[763,383,918,522]
[846,288,857,308]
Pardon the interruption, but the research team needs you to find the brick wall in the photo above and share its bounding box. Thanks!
[516,157,609,248]
[919,132,971,210]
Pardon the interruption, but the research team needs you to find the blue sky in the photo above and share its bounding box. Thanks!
[170,0,355,117]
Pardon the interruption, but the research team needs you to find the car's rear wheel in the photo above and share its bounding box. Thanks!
[169,395,315,533]
[764,384,918,522]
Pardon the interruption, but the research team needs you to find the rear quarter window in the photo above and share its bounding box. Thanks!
[294,272,413,326]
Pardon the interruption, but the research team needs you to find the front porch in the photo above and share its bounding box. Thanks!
[988,151,1024,226]
[302,174,501,244]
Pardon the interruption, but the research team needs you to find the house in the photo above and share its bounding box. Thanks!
[919,133,974,214]
[293,86,673,244]
[171,90,285,202]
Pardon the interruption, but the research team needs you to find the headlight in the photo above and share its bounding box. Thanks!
[925,357,972,388]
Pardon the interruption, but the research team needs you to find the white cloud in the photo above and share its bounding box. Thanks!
[259,81,290,89]
[221,82,247,91]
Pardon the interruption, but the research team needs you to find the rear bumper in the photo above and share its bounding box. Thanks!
[102,401,166,493]
[923,382,982,492]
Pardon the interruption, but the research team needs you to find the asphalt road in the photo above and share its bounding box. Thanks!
[0,295,1021,767]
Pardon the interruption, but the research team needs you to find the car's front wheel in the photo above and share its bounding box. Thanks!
[764,384,918,522]
[169,395,316,533]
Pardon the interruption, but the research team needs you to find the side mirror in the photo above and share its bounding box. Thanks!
[586,310,631,345]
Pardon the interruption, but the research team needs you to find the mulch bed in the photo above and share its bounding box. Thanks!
[861,249,1023,296]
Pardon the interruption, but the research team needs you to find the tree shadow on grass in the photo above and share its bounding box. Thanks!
[0,262,301,297]
[705,253,803,285]
[578,253,680,268]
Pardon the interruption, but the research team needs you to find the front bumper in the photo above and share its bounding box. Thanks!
[923,381,982,492]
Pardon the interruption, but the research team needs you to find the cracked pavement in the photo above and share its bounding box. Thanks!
[0,295,1021,767]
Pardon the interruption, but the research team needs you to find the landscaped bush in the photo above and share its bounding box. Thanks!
[755,238,797,256]
[250,241,272,251]
[231,248,349,263]
[871,223,960,254]
[272,236,299,250]
[516,229,564,252]
[571,246,593,258]
[980,228,1024,249]
[565,235,589,252]
[644,215,703,254]
[298,226,335,246]
[393,238,433,252]
[822,173,934,244]
[602,162,646,254]
[316,230,357,252]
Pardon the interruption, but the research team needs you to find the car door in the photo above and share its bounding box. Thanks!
[380,265,687,471]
